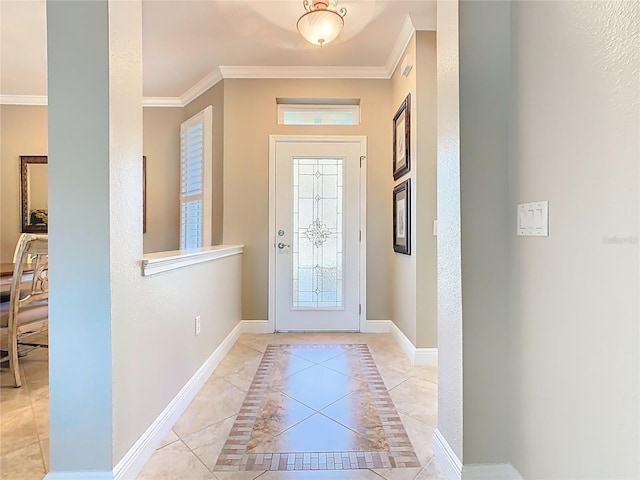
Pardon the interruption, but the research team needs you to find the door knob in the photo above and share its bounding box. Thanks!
[277,242,290,249]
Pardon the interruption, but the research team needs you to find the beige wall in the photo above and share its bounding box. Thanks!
[0,105,48,262]
[414,31,438,349]
[0,105,183,258]
[509,1,639,476]
[143,107,183,253]
[391,36,418,344]
[390,32,438,349]
[184,81,224,245]
[222,78,392,321]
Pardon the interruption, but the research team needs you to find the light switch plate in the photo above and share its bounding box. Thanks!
[517,201,549,236]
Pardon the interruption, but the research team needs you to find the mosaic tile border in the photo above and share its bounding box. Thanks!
[215,344,420,471]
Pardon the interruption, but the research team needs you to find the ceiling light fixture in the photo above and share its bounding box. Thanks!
[297,0,347,47]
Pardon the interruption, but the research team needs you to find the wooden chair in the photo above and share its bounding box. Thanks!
[0,234,48,387]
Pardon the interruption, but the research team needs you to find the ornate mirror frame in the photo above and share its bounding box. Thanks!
[20,155,48,234]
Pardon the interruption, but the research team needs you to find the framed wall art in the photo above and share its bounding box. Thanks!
[393,93,411,180]
[393,179,411,255]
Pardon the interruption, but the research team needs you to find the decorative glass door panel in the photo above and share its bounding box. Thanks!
[274,138,364,332]
[292,158,344,309]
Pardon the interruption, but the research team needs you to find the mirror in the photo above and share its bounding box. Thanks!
[20,156,48,233]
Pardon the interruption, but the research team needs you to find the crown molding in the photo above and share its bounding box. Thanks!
[3,14,434,108]
[219,65,389,80]
[143,97,183,108]
[385,15,417,78]
[0,94,48,106]
[180,68,224,107]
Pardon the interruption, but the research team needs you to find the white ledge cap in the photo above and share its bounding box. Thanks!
[142,245,243,276]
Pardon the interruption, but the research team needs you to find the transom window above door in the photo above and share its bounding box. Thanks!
[277,100,360,126]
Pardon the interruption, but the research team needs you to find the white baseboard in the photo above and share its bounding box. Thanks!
[463,463,523,480]
[111,321,243,480]
[361,319,392,333]
[389,321,438,366]
[414,347,438,366]
[241,319,392,334]
[240,320,272,334]
[433,429,463,480]
[45,473,112,480]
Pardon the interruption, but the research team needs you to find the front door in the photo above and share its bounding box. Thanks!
[272,137,365,331]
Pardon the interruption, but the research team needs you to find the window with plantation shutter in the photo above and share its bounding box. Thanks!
[180,106,213,250]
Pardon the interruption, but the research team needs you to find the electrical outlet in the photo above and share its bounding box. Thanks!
[195,316,201,336]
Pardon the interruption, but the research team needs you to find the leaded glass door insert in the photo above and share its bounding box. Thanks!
[292,158,344,309]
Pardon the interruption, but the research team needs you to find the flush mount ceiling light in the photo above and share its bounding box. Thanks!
[297,0,347,47]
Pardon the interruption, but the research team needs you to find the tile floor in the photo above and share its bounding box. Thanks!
[0,333,49,479]
[0,332,444,480]
[140,333,443,480]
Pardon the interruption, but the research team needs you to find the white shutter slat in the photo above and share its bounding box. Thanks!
[180,106,212,250]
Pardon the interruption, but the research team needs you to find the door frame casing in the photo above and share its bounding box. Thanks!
[268,135,367,333]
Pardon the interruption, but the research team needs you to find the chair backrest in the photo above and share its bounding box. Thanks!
[11,233,29,263]
[10,234,49,310]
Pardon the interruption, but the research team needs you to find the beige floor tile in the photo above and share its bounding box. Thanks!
[376,366,412,391]
[40,439,49,472]
[173,376,244,438]
[214,344,264,378]
[399,413,434,465]
[31,396,49,440]
[137,440,215,480]
[372,466,421,480]
[159,429,180,449]
[236,333,301,353]
[369,350,413,375]
[0,382,32,414]
[389,378,437,427]
[219,356,262,392]
[409,366,438,385]
[213,472,266,480]
[183,416,236,471]
[0,441,46,479]
[0,404,40,455]
[413,459,446,480]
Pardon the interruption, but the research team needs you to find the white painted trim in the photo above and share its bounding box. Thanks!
[390,321,438,366]
[45,473,112,480]
[1,94,48,106]
[180,67,224,106]
[268,135,367,333]
[358,146,368,334]
[390,321,416,364]
[415,348,438,366]
[220,65,388,80]
[142,97,183,107]
[385,15,416,78]
[241,320,273,334]
[142,245,243,276]
[361,320,392,334]
[268,136,278,334]
[433,429,463,480]
[463,464,524,480]
[112,321,243,480]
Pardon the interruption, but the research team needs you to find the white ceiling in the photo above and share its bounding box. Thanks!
[0,0,436,100]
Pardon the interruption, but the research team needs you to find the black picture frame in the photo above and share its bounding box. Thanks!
[393,179,411,255]
[392,93,411,180]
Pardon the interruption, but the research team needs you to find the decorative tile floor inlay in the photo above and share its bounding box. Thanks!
[215,344,420,472]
